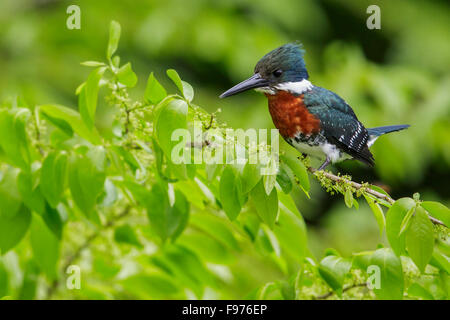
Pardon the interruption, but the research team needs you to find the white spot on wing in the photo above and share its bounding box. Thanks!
[367,135,378,147]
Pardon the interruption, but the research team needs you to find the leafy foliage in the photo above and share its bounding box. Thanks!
[0,21,448,300]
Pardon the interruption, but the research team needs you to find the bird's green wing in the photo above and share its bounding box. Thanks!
[304,87,374,165]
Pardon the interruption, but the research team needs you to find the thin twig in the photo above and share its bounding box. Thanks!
[308,166,394,204]
[124,107,130,135]
[425,213,446,226]
[204,114,214,130]
[189,140,210,149]
[315,283,367,300]
[46,205,132,299]
[307,167,447,228]
[34,109,45,156]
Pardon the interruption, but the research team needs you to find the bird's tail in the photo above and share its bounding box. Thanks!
[367,124,410,137]
[367,124,410,147]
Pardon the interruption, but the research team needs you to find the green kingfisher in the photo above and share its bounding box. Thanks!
[219,43,409,170]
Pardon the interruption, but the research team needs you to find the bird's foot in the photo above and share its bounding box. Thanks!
[317,157,331,171]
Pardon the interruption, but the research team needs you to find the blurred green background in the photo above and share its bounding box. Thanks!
[0,0,449,263]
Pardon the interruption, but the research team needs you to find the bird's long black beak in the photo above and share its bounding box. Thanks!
[219,73,269,98]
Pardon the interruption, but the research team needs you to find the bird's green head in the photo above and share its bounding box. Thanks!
[220,42,310,98]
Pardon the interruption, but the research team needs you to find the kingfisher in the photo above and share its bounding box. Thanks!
[219,43,409,170]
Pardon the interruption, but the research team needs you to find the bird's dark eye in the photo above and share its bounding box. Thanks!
[272,69,283,77]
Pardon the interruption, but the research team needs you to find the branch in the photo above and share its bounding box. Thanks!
[314,283,367,300]
[307,167,447,228]
[46,205,132,299]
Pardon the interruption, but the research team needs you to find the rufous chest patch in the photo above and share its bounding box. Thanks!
[266,91,320,137]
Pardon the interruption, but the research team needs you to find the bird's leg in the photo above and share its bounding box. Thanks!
[318,157,331,171]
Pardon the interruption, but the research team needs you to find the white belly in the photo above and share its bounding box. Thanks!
[289,139,351,163]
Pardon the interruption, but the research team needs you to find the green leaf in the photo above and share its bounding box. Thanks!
[0,260,8,298]
[17,260,39,300]
[92,256,120,279]
[352,251,374,270]
[386,197,416,256]
[166,69,184,93]
[39,104,102,144]
[0,204,31,254]
[155,99,188,161]
[30,214,60,281]
[181,81,194,102]
[0,168,23,219]
[318,255,351,295]
[166,69,194,102]
[167,189,190,241]
[241,161,261,194]
[156,188,189,240]
[399,207,415,236]
[109,145,140,173]
[75,82,85,95]
[430,249,450,274]
[153,245,213,297]
[145,72,167,104]
[367,185,392,207]
[127,181,189,242]
[111,56,120,68]
[17,158,64,239]
[205,163,221,182]
[405,206,434,273]
[280,154,309,195]
[364,195,385,237]
[40,203,64,240]
[107,20,121,60]
[276,162,293,194]
[250,179,278,228]
[219,166,242,220]
[370,248,404,300]
[324,248,341,257]
[114,225,142,247]
[120,273,180,299]
[17,170,45,215]
[117,62,137,87]
[263,173,277,196]
[40,151,68,208]
[262,155,277,195]
[68,147,106,220]
[256,282,282,300]
[421,201,450,227]
[344,189,353,208]
[408,282,434,300]
[80,61,106,67]
[0,108,31,170]
[100,178,118,207]
[175,179,208,210]
[273,192,307,262]
[79,67,106,129]
[190,214,240,251]
[352,197,359,210]
[40,111,73,137]
[180,232,232,264]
